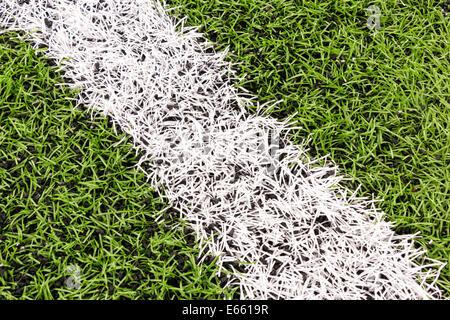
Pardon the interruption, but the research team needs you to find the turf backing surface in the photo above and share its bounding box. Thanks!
[0,31,238,299]
[164,0,450,296]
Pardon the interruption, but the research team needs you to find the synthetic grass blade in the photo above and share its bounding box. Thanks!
[0,0,445,299]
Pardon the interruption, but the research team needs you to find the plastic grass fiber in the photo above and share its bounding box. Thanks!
[0,0,446,299]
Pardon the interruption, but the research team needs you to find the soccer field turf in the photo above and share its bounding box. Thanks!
[0,0,448,299]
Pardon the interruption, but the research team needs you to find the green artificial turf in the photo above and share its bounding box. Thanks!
[1,0,448,300]
[164,0,450,296]
[0,31,239,300]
